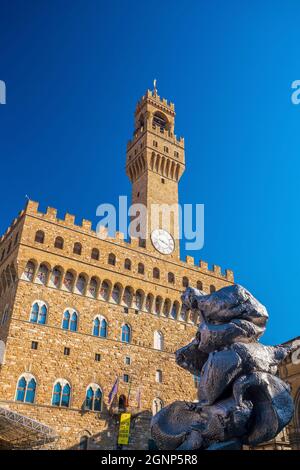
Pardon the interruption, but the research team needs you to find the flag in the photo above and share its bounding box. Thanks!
[108,376,119,406]
[136,387,141,409]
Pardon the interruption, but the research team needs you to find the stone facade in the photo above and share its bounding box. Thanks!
[0,88,234,450]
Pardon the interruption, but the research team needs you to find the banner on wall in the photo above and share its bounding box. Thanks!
[117,412,131,445]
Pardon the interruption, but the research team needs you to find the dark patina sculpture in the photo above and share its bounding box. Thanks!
[151,285,294,450]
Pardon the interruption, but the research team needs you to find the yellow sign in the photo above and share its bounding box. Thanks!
[118,412,131,445]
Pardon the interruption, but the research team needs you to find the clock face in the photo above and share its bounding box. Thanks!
[151,229,175,255]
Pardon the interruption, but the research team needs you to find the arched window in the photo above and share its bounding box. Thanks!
[171,301,179,320]
[52,380,71,407]
[50,267,62,288]
[62,310,70,330]
[182,277,189,288]
[196,281,203,291]
[135,290,143,310]
[152,111,168,130]
[93,316,107,338]
[153,267,160,279]
[100,281,110,301]
[156,370,162,383]
[154,296,162,315]
[168,272,175,284]
[121,324,131,343]
[73,242,82,255]
[112,284,121,303]
[16,374,37,403]
[152,398,163,416]
[35,230,44,244]
[30,301,47,325]
[108,253,116,266]
[85,384,102,411]
[138,263,144,275]
[76,274,86,295]
[122,287,133,307]
[62,309,78,332]
[163,299,171,317]
[24,261,35,281]
[36,263,49,285]
[88,277,98,298]
[210,285,216,293]
[145,294,153,313]
[63,271,74,292]
[154,331,163,350]
[124,258,131,270]
[54,236,64,249]
[91,248,99,260]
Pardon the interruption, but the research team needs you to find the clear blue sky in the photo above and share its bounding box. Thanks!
[0,0,299,344]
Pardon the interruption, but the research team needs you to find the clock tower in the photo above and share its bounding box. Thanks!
[126,84,185,259]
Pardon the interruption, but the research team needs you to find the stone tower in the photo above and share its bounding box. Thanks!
[126,84,185,260]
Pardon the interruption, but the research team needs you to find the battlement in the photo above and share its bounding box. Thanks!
[11,200,234,282]
[136,89,175,114]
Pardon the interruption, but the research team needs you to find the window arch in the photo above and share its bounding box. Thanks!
[210,285,216,293]
[100,280,110,301]
[75,274,87,295]
[52,379,71,407]
[168,272,175,284]
[93,316,107,338]
[154,296,162,315]
[182,277,189,288]
[152,398,163,415]
[124,258,131,270]
[196,280,203,291]
[91,248,99,260]
[62,309,78,332]
[112,283,122,304]
[35,230,44,244]
[135,290,144,310]
[88,276,98,298]
[63,270,75,292]
[145,294,153,313]
[23,260,36,282]
[121,324,131,343]
[108,253,116,266]
[16,373,37,404]
[163,299,171,317]
[50,266,63,288]
[122,286,133,307]
[54,236,64,249]
[85,384,102,411]
[152,111,169,130]
[138,263,145,275]
[153,267,160,279]
[154,331,164,350]
[36,263,49,285]
[171,301,180,320]
[73,242,82,255]
[29,301,47,325]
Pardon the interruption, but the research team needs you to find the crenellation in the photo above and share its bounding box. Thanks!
[64,213,75,225]
[46,207,57,220]
[81,219,92,231]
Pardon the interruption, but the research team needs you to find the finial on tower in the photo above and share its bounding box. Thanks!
[153,78,157,96]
